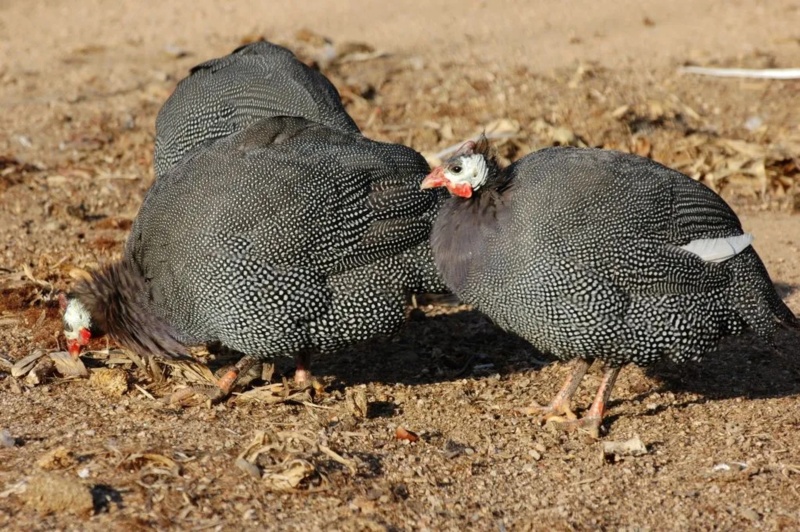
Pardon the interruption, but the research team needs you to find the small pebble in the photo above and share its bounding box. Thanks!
[0,429,16,448]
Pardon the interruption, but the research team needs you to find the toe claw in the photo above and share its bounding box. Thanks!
[549,417,603,440]
[520,401,578,425]
[169,385,227,405]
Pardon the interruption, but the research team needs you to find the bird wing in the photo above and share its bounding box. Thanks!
[226,118,440,273]
[154,40,359,177]
[679,233,753,263]
[151,117,437,274]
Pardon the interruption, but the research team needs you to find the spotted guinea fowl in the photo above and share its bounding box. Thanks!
[62,116,445,398]
[153,40,359,178]
[421,138,798,437]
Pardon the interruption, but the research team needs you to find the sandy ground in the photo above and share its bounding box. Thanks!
[1,0,799,530]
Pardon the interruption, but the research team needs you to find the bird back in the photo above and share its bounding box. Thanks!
[153,41,359,178]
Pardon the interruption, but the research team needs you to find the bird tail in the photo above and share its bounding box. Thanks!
[70,261,192,361]
[728,247,798,337]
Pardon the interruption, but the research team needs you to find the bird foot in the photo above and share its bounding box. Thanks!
[547,415,603,440]
[518,401,578,425]
[168,384,228,406]
[293,368,325,394]
[168,362,244,405]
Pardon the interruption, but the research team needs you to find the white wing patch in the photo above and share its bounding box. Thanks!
[680,233,754,263]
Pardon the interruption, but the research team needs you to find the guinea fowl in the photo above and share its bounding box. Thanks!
[62,116,446,398]
[421,138,798,437]
[153,40,359,178]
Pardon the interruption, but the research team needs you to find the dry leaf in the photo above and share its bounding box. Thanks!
[50,351,88,378]
[24,357,55,386]
[12,350,48,378]
[236,428,356,492]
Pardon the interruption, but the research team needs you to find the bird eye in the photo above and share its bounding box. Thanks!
[451,165,462,174]
[63,320,73,333]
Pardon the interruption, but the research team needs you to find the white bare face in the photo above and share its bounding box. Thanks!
[442,153,490,191]
[63,298,91,340]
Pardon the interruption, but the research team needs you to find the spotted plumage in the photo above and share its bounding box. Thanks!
[423,141,797,434]
[63,43,447,394]
[153,40,359,178]
[429,143,795,365]
[66,117,445,369]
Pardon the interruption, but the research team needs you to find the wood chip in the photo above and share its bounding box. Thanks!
[679,66,800,80]
[345,387,368,419]
[37,446,77,470]
[602,435,648,461]
[395,427,419,443]
[89,367,128,396]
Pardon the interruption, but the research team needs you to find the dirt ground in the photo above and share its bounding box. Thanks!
[1,1,800,530]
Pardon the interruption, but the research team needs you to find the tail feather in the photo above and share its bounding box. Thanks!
[780,308,800,330]
[728,248,797,338]
[71,262,192,361]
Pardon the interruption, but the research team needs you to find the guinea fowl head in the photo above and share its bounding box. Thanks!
[58,262,190,361]
[59,291,104,357]
[421,136,499,198]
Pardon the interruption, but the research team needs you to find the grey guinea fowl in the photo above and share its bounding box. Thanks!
[62,116,445,398]
[153,40,360,179]
[421,138,798,437]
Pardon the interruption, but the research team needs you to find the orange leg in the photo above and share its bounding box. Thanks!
[214,355,259,396]
[522,359,591,422]
[294,351,312,386]
[551,365,621,439]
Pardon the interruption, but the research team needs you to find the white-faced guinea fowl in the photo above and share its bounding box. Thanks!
[62,116,446,400]
[421,138,798,437]
[153,40,360,179]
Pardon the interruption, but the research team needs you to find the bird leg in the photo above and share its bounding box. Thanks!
[294,350,312,387]
[292,350,325,394]
[551,365,621,439]
[216,355,259,395]
[521,358,591,423]
[183,354,259,404]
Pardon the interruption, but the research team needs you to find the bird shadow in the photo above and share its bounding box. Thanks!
[315,305,800,404]
[642,329,800,401]
[315,307,544,388]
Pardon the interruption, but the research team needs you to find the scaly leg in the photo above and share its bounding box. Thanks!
[293,351,326,394]
[551,365,621,439]
[294,351,312,387]
[182,354,259,403]
[521,358,592,423]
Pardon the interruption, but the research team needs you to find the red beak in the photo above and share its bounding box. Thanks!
[67,327,91,358]
[421,167,473,198]
[420,167,448,190]
[67,340,82,358]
